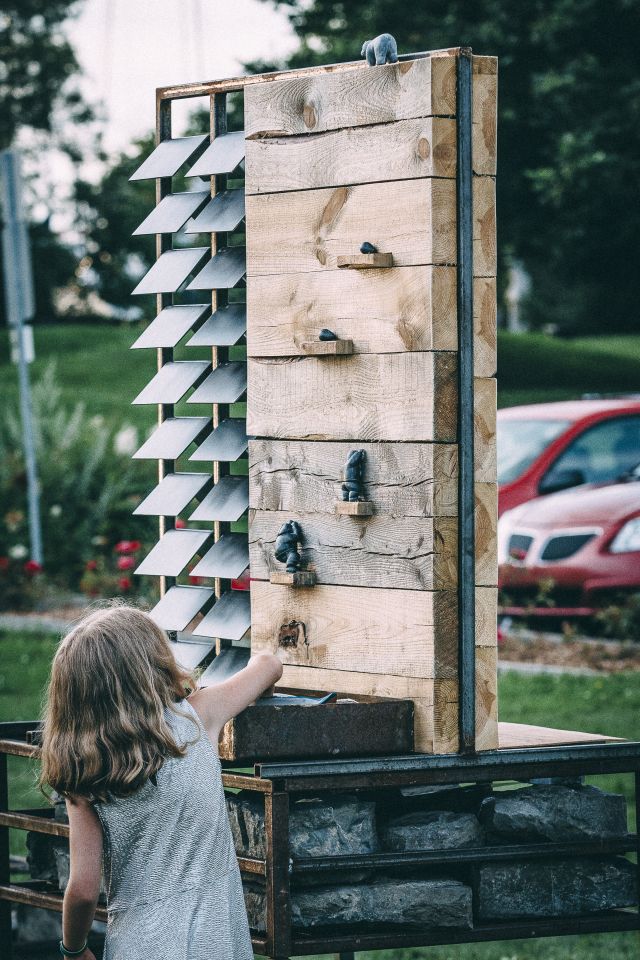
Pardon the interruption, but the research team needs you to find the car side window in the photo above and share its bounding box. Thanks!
[540,416,640,489]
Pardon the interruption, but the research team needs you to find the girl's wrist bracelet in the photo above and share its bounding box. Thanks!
[59,938,88,956]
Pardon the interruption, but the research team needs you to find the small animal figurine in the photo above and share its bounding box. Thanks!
[274,520,303,573]
[342,449,366,502]
[361,33,398,66]
[319,328,338,341]
[360,241,378,254]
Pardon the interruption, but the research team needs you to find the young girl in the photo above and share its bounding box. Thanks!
[38,602,283,960]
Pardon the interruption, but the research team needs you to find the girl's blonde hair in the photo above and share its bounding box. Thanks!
[38,600,201,803]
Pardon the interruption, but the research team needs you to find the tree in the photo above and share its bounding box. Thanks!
[249,0,640,333]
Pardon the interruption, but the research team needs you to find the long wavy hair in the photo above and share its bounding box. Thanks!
[38,601,201,803]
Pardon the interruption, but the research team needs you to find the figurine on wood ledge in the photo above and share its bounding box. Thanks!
[271,520,316,586]
[361,33,398,66]
[302,327,353,356]
[336,449,374,516]
[337,240,393,270]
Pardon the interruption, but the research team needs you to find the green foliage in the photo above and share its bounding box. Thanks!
[595,593,640,641]
[0,361,156,607]
[252,0,640,333]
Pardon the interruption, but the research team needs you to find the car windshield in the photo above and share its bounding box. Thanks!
[497,418,571,485]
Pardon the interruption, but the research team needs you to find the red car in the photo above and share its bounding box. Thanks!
[498,398,640,516]
[498,467,640,617]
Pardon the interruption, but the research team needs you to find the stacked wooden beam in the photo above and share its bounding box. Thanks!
[243,52,498,752]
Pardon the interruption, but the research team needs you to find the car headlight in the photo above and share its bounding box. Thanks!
[609,517,640,554]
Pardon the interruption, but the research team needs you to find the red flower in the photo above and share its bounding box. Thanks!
[189,575,205,585]
[114,540,141,554]
[118,576,132,591]
[117,556,135,571]
[85,559,98,571]
[175,519,187,529]
[24,560,43,574]
[0,556,9,571]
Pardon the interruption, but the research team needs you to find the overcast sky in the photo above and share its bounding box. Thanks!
[72,0,297,153]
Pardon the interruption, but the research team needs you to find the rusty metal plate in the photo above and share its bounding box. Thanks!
[133,472,212,517]
[186,361,246,405]
[189,476,248,522]
[184,189,245,234]
[135,529,213,577]
[132,247,209,295]
[133,191,209,236]
[150,585,214,632]
[131,304,210,349]
[190,533,249,579]
[132,360,210,405]
[133,417,211,460]
[188,418,247,462]
[171,638,215,671]
[186,303,246,347]
[198,646,251,684]
[192,590,251,641]
[186,247,246,291]
[186,131,245,178]
[129,135,208,181]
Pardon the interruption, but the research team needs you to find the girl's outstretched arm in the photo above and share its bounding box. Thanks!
[62,795,102,959]
[188,650,283,740]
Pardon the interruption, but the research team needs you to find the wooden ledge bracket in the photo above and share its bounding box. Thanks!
[270,570,317,587]
[301,339,354,356]
[337,252,393,269]
[335,500,374,517]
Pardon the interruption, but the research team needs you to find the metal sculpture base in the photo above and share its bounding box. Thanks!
[270,570,317,586]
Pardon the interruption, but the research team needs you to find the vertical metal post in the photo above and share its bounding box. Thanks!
[264,790,291,959]
[456,49,476,754]
[0,150,43,567]
[0,753,13,960]
[155,96,175,604]
[210,92,232,654]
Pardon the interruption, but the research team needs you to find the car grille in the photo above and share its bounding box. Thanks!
[540,533,596,561]
[507,533,534,560]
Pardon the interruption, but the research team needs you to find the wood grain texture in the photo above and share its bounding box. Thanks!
[249,509,458,591]
[476,645,499,751]
[247,352,458,442]
[473,176,497,277]
[472,56,498,176]
[337,252,394,269]
[476,586,498,648]
[244,56,457,139]
[247,265,457,356]
[248,439,458,519]
[475,481,498,587]
[245,117,457,194]
[250,581,456,679]
[474,377,497,483]
[245,179,456,276]
[474,277,497,377]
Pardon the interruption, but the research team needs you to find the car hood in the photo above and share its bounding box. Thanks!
[506,481,640,527]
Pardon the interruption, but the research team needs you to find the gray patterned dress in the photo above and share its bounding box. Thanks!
[91,697,254,960]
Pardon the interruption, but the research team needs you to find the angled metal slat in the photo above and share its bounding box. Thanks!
[185,304,246,347]
[132,361,210,405]
[133,472,213,517]
[133,191,210,236]
[171,638,215,671]
[190,533,249,579]
[131,304,210,349]
[134,529,213,577]
[129,134,208,181]
[184,188,245,233]
[186,130,245,178]
[132,247,209,295]
[133,417,211,460]
[189,476,248,522]
[186,361,246,405]
[150,585,215,632]
[188,418,247,462]
[186,247,246,291]
[193,590,251,641]
[198,646,251,684]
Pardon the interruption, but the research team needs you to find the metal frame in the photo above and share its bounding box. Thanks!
[1,726,640,959]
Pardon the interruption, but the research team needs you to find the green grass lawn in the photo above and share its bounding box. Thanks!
[2,629,640,958]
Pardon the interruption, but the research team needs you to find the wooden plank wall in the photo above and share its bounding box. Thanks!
[244,52,498,752]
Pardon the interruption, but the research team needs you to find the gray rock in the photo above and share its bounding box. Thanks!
[16,903,62,943]
[479,857,637,920]
[243,877,472,930]
[480,784,628,842]
[382,811,484,851]
[26,831,60,883]
[227,793,266,859]
[53,844,71,891]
